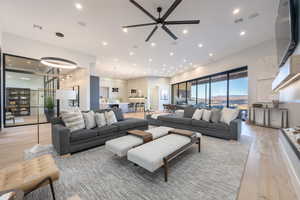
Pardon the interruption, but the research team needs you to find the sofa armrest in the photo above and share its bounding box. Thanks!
[51,124,71,155]
[229,119,241,140]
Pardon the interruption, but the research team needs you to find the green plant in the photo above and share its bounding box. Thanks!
[45,96,54,110]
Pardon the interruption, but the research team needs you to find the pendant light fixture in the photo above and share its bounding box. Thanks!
[40,57,77,69]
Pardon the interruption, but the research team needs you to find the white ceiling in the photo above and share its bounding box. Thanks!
[0,0,278,79]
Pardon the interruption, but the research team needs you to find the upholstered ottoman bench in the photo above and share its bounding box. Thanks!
[127,131,201,182]
[105,126,173,157]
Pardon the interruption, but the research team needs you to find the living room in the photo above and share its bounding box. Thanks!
[0,0,300,200]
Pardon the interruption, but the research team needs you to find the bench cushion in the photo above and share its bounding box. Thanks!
[106,135,143,157]
[127,134,191,172]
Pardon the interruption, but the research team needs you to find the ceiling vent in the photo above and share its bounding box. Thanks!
[272,55,300,91]
[249,12,260,20]
[234,18,244,24]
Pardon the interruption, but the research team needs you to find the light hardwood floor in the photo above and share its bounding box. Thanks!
[0,112,298,200]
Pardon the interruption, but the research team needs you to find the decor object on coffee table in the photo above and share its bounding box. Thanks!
[0,154,59,200]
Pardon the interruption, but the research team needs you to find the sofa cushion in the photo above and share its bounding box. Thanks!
[82,111,97,129]
[112,108,124,121]
[105,111,117,125]
[207,122,230,131]
[95,112,107,127]
[158,115,192,125]
[93,125,119,136]
[113,118,148,131]
[191,119,209,128]
[183,107,197,118]
[202,109,212,122]
[70,129,98,142]
[220,108,240,125]
[211,108,222,123]
[61,110,85,132]
[192,109,204,120]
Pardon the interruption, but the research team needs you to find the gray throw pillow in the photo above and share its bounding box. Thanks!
[183,107,197,118]
[210,108,221,123]
[112,108,124,121]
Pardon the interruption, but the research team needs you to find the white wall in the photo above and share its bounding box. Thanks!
[171,40,278,105]
[100,78,128,102]
[2,33,96,68]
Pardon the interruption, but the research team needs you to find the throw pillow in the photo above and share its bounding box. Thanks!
[183,107,197,118]
[105,111,117,125]
[175,109,184,117]
[192,109,204,120]
[60,111,85,132]
[202,109,212,122]
[95,112,107,127]
[82,111,96,129]
[112,108,124,121]
[210,108,221,123]
[220,108,240,125]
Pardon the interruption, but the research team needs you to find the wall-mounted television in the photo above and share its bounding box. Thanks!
[275,0,298,68]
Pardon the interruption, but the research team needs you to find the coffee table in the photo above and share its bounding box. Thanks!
[127,130,153,143]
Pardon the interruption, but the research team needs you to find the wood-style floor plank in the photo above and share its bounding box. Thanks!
[0,113,298,200]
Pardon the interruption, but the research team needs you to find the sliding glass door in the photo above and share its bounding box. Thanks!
[171,67,248,109]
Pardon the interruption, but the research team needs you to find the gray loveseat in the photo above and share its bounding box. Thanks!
[51,108,148,155]
[147,107,241,140]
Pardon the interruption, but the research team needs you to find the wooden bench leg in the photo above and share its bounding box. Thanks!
[163,158,168,182]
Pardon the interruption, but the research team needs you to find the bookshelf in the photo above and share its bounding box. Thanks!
[6,88,31,116]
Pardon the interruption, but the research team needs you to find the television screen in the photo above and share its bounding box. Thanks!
[275,0,298,67]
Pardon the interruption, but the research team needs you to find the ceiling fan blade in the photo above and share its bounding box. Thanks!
[164,20,200,25]
[145,26,158,42]
[123,23,158,28]
[161,0,183,21]
[162,25,178,40]
[129,0,158,22]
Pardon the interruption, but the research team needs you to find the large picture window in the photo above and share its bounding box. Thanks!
[171,67,248,109]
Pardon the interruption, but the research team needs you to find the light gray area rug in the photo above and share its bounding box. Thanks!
[24,136,251,200]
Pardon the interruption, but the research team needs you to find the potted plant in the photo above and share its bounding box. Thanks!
[44,96,55,122]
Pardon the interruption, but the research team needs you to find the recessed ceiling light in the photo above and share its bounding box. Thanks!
[198,43,203,48]
[209,53,214,57]
[102,41,108,46]
[182,29,189,34]
[123,28,128,33]
[148,58,153,62]
[75,3,83,10]
[133,63,137,66]
[233,8,240,15]
[150,42,156,47]
[170,52,174,56]
[240,31,246,36]
[129,51,135,56]
[183,59,187,63]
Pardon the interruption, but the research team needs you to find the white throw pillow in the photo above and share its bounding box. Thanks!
[82,111,96,129]
[95,113,107,127]
[192,109,204,120]
[105,111,117,125]
[61,111,85,132]
[220,108,239,125]
[202,109,212,122]
[175,109,184,117]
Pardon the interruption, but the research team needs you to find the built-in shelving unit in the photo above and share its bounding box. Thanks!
[6,88,31,116]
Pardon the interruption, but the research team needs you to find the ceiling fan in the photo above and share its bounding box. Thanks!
[123,0,200,42]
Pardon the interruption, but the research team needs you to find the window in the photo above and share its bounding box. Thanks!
[187,81,197,105]
[211,74,228,108]
[178,82,187,104]
[229,71,248,109]
[197,78,209,108]
[171,67,248,109]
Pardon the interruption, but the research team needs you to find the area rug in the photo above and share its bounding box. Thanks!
[24,136,251,200]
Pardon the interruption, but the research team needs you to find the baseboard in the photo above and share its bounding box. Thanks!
[279,134,300,199]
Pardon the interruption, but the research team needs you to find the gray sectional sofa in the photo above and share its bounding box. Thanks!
[51,108,148,155]
[147,107,241,140]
